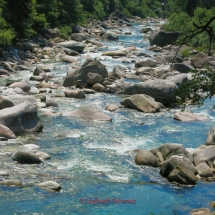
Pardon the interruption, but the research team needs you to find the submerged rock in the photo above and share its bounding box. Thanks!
[63,104,112,121]
[121,94,163,113]
[38,181,61,191]
[174,111,208,122]
[2,180,23,187]
[13,151,42,164]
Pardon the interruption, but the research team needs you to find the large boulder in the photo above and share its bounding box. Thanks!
[109,10,130,23]
[135,58,158,68]
[191,52,209,68]
[160,155,197,185]
[166,74,188,87]
[195,162,213,177]
[13,151,42,164]
[62,59,108,87]
[102,32,118,41]
[58,40,85,52]
[9,82,31,93]
[0,96,14,110]
[0,102,43,135]
[174,111,208,122]
[86,72,103,85]
[194,146,215,165]
[206,126,215,145]
[149,31,181,47]
[70,33,89,42]
[121,94,163,113]
[122,79,178,106]
[172,63,194,73]
[150,143,193,164]
[111,65,125,79]
[63,104,112,121]
[135,149,159,167]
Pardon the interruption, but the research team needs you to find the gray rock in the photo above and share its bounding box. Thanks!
[2,180,22,187]
[190,208,212,215]
[46,98,58,107]
[0,96,14,110]
[58,40,85,52]
[102,32,118,41]
[35,151,51,160]
[9,82,31,93]
[65,90,85,99]
[160,155,197,185]
[135,67,154,75]
[60,55,78,63]
[122,79,178,106]
[135,149,159,167]
[135,58,158,68]
[86,72,103,85]
[166,73,188,87]
[105,104,119,112]
[62,59,108,87]
[30,76,44,82]
[150,143,193,163]
[111,65,125,79]
[70,33,89,42]
[121,94,163,113]
[172,63,194,73]
[194,146,215,165]
[174,111,208,122]
[191,53,209,68]
[38,181,61,191]
[0,124,16,139]
[0,102,43,135]
[109,10,130,23]
[149,31,181,47]
[206,126,215,145]
[13,151,42,164]
[63,104,112,121]
[92,83,105,92]
[196,162,213,177]
[0,171,9,176]
[102,50,127,57]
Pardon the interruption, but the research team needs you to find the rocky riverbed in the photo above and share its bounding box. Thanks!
[0,11,215,214]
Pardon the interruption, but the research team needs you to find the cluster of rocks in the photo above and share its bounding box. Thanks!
[135,125,215,186]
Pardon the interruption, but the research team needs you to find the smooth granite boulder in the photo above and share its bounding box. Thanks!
[0,102,43,135]
[9,82,31,93]
[166,74,188,87]
[195,162,213,177]
[121,94,164,113]
[122,79,178,106]
[174,111,208,122]
[191,53,209,68]
[135,58,158,68]
[0,96,14,110]
[111,65,125,79]
[58,40,85,52]
[0,124,16,139]
[194,146,215,165]
[135,149,159,167]
[64,89,85,99]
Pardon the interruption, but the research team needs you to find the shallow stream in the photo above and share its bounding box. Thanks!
[0,22,215,215]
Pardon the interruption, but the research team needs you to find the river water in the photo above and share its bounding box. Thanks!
[0,22,215,215]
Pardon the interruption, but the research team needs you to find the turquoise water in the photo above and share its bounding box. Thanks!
[0,22,215,215]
